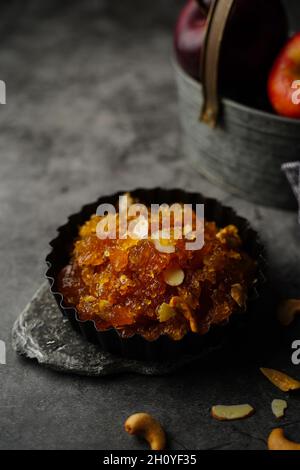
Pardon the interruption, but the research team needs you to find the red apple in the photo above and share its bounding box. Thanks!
[174,0,288,105]
[174,0,208,81]
[268,33,300,119]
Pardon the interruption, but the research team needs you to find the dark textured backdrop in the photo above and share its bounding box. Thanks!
[0,0,300,450]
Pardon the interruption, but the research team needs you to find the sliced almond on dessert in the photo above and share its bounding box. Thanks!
[231,283,247,309]
[154,240,175,254]
[271,399,287,418]
[98,299,110,309]
[128,216,149,240]
[211,404,254,421]
[216,225,241,247]
[163,267,185,287]
[260,368,300,392]
[157,303,177,323]
[152,229,175,254]
[277,299,300,326]
[84,295,97,302]
[169,296,199,333]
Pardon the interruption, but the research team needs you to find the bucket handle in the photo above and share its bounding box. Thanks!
[200,0,236,127]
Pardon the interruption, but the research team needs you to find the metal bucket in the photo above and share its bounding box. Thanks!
[174,0,300,210]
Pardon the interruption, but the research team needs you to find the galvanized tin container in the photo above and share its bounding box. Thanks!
[174,0,300,210]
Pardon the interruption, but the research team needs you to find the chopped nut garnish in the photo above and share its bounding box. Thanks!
[58,193,256,341]
[163,267,185,286]
[154,240,174,254]
[211,404,254,421]
[277,299,300,326]
[98,299,110,310]
[271,399,287,419]
[157,303,177,323]
[152,229,175,254]
[216,225,241,247]
[129,218,148,240]
[231,283,247,309]
[84,295,97,302]
[169,296,198,333]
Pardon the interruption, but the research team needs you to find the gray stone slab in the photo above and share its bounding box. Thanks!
[12,282,222,376]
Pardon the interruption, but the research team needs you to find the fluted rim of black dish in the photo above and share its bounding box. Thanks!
[45,187,267,346]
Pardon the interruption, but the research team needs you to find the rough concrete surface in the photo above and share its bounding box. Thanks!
[0,0,300,450]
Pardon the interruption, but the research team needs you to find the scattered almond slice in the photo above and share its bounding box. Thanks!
[277,299,300,326]
[163,267,185,287]
[152,230,175,254]
[157,303,177,323]
[231,283,247,309]
[211,404,254,421]
[271,399,287,419]
[260,368,300,392]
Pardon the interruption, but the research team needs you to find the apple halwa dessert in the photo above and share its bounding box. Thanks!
[57,196,256,341]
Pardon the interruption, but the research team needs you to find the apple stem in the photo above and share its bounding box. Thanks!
[195,0,209,16]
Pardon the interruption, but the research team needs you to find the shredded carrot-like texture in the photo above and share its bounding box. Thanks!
[58,200,255,340]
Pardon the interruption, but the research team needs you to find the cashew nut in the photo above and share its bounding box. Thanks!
[230,284,247,309]
[124,413,166,450]
[277,299,300,326]
[268,428,300,450]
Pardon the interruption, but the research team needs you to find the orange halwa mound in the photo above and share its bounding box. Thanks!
[57,199,256,341]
